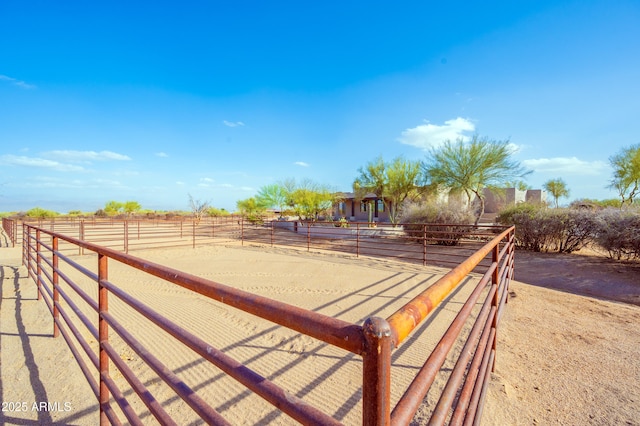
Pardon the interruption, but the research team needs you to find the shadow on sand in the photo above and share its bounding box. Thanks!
[513,249,640,306]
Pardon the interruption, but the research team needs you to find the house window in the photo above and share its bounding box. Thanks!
[339,202,346,216]
[377,200,385,212]
[360,201,368,212]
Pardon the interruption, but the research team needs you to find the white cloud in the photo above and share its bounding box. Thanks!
[0,154,85,172]
[523,157,608,175]
[223,120,245,128]
[0,74,36,89]
[398,117,475,150]
[294,161,309,167]
[155,152,169,158]
[198,177,215,187]
[44,150,131,162]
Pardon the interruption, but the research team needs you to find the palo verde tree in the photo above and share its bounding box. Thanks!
[287,179,336,221]
[353,156,422,225]
[255,183,290,217]
[123,201,142,216]
[104,201,124,216]
[543,178,570,208]
[422,135,531,225]
[608,144,640,207]
[235,197,267,223]
[103,200,141,216]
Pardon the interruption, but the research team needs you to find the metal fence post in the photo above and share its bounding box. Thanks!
[423,224,427,266]
[491,244,500,372]
[23,224,29,267]
[53,235,60,338]
[362,317,392,425]
[79,220,85,255]
[356,222,360,257]
[124,220,129,254]
[36,229,42,301]
[98,253,110,425]
[271,220,274,247]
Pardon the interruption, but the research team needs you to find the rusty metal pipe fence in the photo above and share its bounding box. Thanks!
[2,217,18,247]
[21,221,514,425]
[8,217,505,269]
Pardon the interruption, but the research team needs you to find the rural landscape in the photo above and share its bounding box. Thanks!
[1,137,639,424]
[2,1,640,425]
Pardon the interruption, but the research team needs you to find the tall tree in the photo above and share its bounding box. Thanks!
[236,197,267,218]
[608,144,640,207]
[353,156,422,225]
[288,179,335,220]
[123,201,142,216]
[422,135,531,225]
[255,183,289,216]
[104,200,124,216]
[543,178,570,208]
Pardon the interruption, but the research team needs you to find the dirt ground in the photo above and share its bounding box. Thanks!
[483,249,640,426]
[1,230,639,425]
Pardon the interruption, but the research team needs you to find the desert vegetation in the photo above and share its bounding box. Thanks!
[422,135,531,225]
[400,200,475,245]
[496,202,640,260]
[237,178,337,222]
[4,140,639,260]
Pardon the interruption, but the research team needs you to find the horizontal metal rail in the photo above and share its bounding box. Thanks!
[22,221,515,425]
[10,217,507,268]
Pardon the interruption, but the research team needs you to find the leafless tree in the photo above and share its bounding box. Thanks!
[189,194,210,224]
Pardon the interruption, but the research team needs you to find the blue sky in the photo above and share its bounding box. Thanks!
[1,1,639,213]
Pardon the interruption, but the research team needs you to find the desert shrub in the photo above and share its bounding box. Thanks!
[496,204,544,251]
[400,201,475,246]
[25,207,59,219]
[594,199,624,208]
[496,204,598,253]
[569,199,602,210]
[594,209,640,260]
[334,217,349,228]
[207,207,230,217]
[245,214,264,225]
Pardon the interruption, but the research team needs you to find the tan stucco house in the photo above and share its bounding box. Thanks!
[333,192,391,222]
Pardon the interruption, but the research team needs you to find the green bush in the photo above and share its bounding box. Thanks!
[496,204,598,253]
[25,207,59,219]
[400,201,475,246]
[207,207,230,217]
